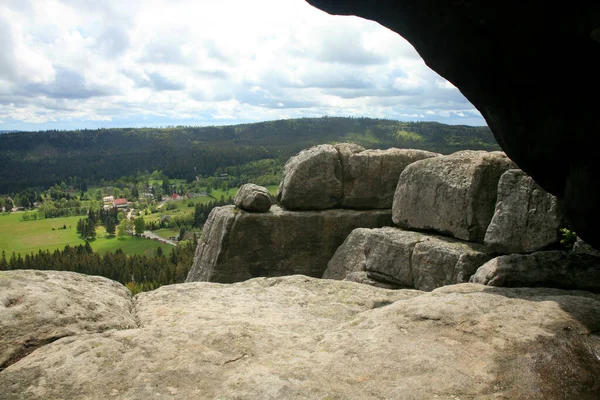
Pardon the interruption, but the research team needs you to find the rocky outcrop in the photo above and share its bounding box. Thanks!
[484,169,564,253]
[306,1,600,250]
[393,150,515,243]
[470,251,600,292]
[324,227,491,291]
[340,147,439,208]
[276,143,439,210]
[276,144,342,210]
[186,205,392,283]
[0,270,137,370]
[574,237,600,257]
[234,183,272,212]
[2,271,600,399]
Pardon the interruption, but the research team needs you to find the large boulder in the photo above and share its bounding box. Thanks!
[324,227,491,291]
[0,270,137,370]
[470,251,600,292]
[186,205,393,283]
[234,183,272,212]
[484,169,564,253]
[276,143,439,210]
[2,272,600,399]
[340,148,440,209]
[393,150,516,242]
[276,144,342,210]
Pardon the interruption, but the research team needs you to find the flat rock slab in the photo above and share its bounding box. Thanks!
[484,169,564,253]
[2,273,600,399]
[393,150,516,242]
[186,205,393,283]
[0,270,137,370]
[324,227,491,291]
[470,250,600,292]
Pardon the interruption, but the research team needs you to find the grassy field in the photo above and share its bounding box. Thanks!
[0,212,164,257]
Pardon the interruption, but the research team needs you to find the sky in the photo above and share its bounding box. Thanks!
[0,0,487,132]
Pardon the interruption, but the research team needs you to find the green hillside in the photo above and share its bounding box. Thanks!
[0,117,499,193]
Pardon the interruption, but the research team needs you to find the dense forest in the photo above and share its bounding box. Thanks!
[0,117,498,193]
[0,240,196,294]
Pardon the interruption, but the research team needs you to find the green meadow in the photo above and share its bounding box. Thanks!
[0,212,165,257]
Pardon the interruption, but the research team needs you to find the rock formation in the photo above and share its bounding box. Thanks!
[186,205,392,283]
[324,227,491,291]
[276,143,439,210]
[234,183,272,212]
[2,270,600,399]
[484,169,564,253]
[0,270,137,370]
[276,144,343,210]
[393,150,515,242]
[340,147,439,208]
[306,0,600,250]
[470,251,600,293]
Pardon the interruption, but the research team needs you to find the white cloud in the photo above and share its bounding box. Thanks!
[0,0,486,131]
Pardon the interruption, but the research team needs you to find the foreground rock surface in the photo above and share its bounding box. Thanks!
[470,250,600,292]
[484,169,564,253]
[2,272,600,399]
[324,227,491,291]
[234,183,272,212]
[393,150,516,242]
[0,270,137,370]
[186,205,392,283]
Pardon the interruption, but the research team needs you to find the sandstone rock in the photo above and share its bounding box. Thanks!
[306,1,600,251]
[276,144,342,210]
[341,148,439,209]
[234,183,272,212]
[186,205,393,283]
[324,227,491,291]
[470,250,600,292]
[484,169,564,253]
[2,273,600,399]
[573,237,600,257]
[393,150,516,242]
[276,143,438,210]
[0,270,136,370]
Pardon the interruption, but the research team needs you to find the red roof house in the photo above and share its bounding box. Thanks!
[113,198,129,208]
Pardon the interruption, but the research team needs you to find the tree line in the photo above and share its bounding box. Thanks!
[0,240,196,294]
[0,117,498,193]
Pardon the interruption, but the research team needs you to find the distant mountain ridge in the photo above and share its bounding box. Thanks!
[0,117,499,193]
[0,130,20,134]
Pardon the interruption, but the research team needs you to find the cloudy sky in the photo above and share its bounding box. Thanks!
[0,0,486,131]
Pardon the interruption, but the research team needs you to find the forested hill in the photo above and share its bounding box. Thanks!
[0,117,499,193]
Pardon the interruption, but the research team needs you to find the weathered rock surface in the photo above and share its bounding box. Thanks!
[306,1,600,251]
[276,144,342,210]
[0,270,137,370]
[340,148,439,209]
[484,169,564,253]
[324,227,491,291]
[470,250,600,292]
[574,237,600,257]
[393,150,516,242]
[276,143,438,210]
[186,205,393,283]
[234,183,272,212]
[2,272,600,399]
